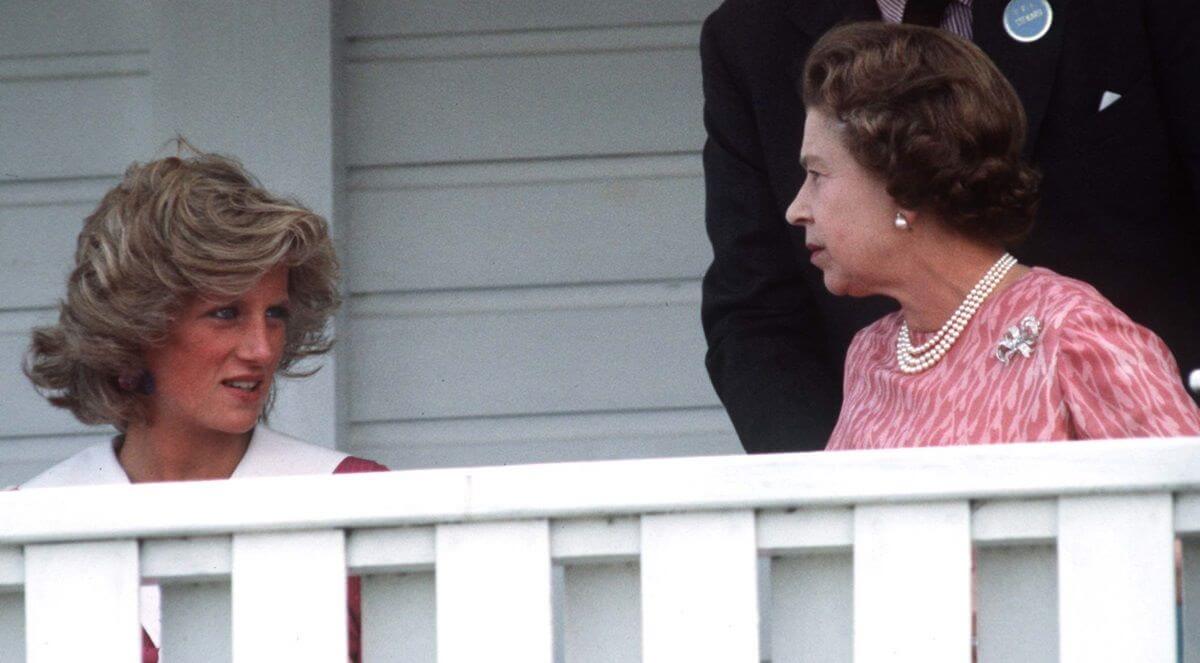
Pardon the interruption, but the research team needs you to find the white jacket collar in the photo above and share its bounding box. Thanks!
[20,426,348,489]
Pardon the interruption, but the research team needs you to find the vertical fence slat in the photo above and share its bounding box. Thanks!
[564,562,640,663]
[231,530,347,663]
[641,510,758,663]
[25,540,140,662]
[976,545,1057,663]
[1184,539,1200,663]
[770,553,852,663]
[161,582,232,663]
[854,501,971,662]
[436,520,552,663]
[0,591,24,663]
[1058,494,1174,663]
[362,572,436,663]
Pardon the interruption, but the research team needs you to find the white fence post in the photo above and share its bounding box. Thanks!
[641,510,759,663]
[231,530,347,663]
[25,540,141,663]
[853,501,972,662]
[436,520,553,663]
[1058,494,1175,663]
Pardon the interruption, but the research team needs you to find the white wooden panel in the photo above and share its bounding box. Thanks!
[142,536,232,582]
[0,548,21,590]
[1178,493,1200,535]
[347,25,696,62]
[1058,494,1174,663]
[770,553,852,663]
[149,0,333,218]
[7,439,1200,545]
[345,49,700,166]
[641,511,758,663]
[758,508,854,554]
[0,53,148,82]
[972,498,1056,545]
[436,520,552,663]
[564,562,640,663]
[1184,539,1200,663]
[348,407,738,470]
[0,0,150,57]
[161,582,231,663]
[0,77,150,181]
[346,171,705,293]
[0,592,24,663]
[348,526,436,573]
[0,202,92,309]
[976,545,1057,663]
[362,572,436,663]
[343,0,715,36]
[853,502,972,662]
[551,517,640,563]
[25,539,140,662]
[231,530,347,663]
[349,295,714,421]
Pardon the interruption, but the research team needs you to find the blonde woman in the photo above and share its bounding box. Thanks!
[22,147,384,662]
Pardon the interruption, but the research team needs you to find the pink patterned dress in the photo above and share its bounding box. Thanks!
[826,268,1200,450]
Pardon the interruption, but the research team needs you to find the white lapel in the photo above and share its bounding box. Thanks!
[230,426,348,478]
[19,438,128,489]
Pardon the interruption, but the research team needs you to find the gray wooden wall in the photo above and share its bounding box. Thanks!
[0,0,738,484]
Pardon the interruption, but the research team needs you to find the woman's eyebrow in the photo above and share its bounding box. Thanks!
[799,155,826,169]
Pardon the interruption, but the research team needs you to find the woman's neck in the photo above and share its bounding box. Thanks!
[118,420,252,483]
[890,237,1026,333]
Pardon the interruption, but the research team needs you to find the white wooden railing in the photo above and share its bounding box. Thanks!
[2,437,1200,662]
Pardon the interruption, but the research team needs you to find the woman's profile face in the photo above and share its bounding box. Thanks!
[785,108,904,297]
[141,266,290,437]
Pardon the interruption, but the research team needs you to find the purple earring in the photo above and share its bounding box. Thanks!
[118,370,155,395]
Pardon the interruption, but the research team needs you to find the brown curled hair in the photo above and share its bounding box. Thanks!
[24,142,340,429]
[803,22,1040,244]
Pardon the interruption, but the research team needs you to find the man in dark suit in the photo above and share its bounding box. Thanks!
[701,0,1200,454]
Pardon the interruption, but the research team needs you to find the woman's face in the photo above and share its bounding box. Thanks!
[785,108,905,297]
[142,266,290,437]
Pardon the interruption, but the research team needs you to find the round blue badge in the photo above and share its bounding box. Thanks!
[1003,0,1053,43]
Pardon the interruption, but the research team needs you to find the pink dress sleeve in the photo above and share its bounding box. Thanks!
[1057,302,1200,440]
[334,456,389,663]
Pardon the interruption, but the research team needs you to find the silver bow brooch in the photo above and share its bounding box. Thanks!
[995,315,1042,364]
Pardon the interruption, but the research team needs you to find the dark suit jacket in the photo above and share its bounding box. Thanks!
[701,0,1200,453]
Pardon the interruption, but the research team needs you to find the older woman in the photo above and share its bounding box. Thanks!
[21,147,384,662]
[785,23,1200,449]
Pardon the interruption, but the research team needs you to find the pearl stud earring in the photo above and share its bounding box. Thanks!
[894,213,910,230]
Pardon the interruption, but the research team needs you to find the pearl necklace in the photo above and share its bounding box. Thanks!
[896,253,1017,374]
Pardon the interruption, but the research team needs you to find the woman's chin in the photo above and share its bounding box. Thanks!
[207,413,261,437]
[821,273,851,297]
[822,273,872,298]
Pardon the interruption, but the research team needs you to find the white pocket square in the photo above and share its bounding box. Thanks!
[1099,90,1122,111]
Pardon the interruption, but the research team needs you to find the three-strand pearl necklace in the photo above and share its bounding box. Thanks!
[896,252,1017,374]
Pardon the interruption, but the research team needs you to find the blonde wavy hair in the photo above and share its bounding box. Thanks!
[25,146,340,429]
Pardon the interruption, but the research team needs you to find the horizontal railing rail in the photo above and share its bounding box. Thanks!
[1,436,1198,662]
